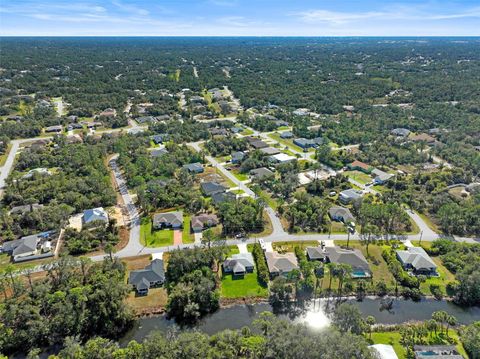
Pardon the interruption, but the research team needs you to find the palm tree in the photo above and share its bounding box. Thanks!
[366,316,376,340]
[446,315,457,337]
[327,262,338,293]
[337,264,353,296]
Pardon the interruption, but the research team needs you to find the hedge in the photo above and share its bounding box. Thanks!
[252,243,270,286]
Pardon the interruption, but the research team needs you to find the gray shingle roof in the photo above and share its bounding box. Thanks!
[153,211,183,228]
[223,253,255,274]
[128,259,165,292]
[396,247,437,271]
[265,251,299,274]
[250,167,274,180]
[328,206,355,223]
[200,181,227,196]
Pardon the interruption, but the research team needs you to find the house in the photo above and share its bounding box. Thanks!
[183,162,204,174]
[231,151,245,164]
[9,203,44,215]
[128,259,165,295]
[156,114,170,122]
[200,181,227,196]
[211,191,236,205]
[191,213,219,232]
[136,116,157,124]
[250,167,274,180]
[348,160,373,174]
[280,131,293,139]
[150,148,169,157]
[230,127,243,134]
[339,189,363,204]
[293,108,309,116]
[413,345,463,359]
[153,211,183,229]
[265,251,299,277]
[210,127,229,136]
[83,207,109,225]
[189,95,205,104]
[306,246,371,278]
[99,108,116,117]
[67,123,84,130]
[22,168,51,179]
[369,344,399,359]
[1,231,55,262]
[372,169,394,185]
[250,140,268,149]
[328,206,355,224]
[293,138,315,149]
[45,125,63,133]
[396,247,437,275]
[391,128,411,137]
[223,253,255,277]
[151,134,169,144]
[275,120,289,127]
[260,147,281,156]
[269,153,296,164]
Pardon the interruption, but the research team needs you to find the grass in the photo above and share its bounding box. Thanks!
[182,216,195,244]
[230,189,245,195]
[268,133,305,153]
[272,240,320,253]
[249,211,274,238]
[231,169,249,181]
[0,143,12,167]
[241,128,254,136]
[215,167,237,188]
[0,253,54,273]
[370,331,407,358]
[220,269,268,298]
[140,219,174,247]
[258,190,280,210]
[334,240,395,286]
[125,287,168,314]
[344,170,372,185]
[418,212,441,233]
[418,256,456,296]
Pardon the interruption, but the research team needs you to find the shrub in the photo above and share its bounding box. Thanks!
[430,284,443,300]
[252,243,269,286]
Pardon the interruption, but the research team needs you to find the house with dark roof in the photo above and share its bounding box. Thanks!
[45,125,63,133]
[9,203,44,215]
[231,151,246,164]
[339,189,363,204]
[250,140,268,149]
[348,160,373,174]
[275,120,289,127]
[152,211,183,229]
[260,147,281,156]
[83,207,109,225]
[329,206,355,224]
[200,181,227,196]
[183,162,204,174]
[396,247,437,275]
[223,253,255,277]
[151,134,169,144]
[293,138,315,149]
[211,191,236,205]
[136,116,157,124]
[306,246,371,278]
[250,167,274,180]
[265,251,299,277]
[191,213,219,232]
[372,169,394,185]
[128,259,165,295]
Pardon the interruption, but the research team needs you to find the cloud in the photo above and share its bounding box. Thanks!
[294,4,480,25]
[111,0,149,16]
[208,0,238,7]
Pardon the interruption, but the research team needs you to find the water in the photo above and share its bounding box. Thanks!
[120,298,480,345]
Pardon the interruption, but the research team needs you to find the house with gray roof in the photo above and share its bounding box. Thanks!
[231,151,246,164]
[1,231,55,262]
[250,167,274,180]
[339,189,363,204]
[306,246,371,278]
[250,140,268,149]
[150,148,169,158]
[153,211,183,229]
[328,206,355,224]
[211,191,236,205]
[391,128,411,137]
[191,213,219,232]
[128,259,165,295]
[83,207,109,225]
[151,134,169,144]
[223,253,255,277]
[396,247,437,275]
[280,131,293,139]
[183,162,204,174]
[372,169,394,185]
[200,181,227,196]
[260,147,281,156]
[265,251,299,277]
[413,345,463,359]
[45,125,63,133]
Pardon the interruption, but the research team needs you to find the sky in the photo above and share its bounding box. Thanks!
[0,0,479,36]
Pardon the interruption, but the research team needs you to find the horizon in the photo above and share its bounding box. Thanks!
[1,0,479,37]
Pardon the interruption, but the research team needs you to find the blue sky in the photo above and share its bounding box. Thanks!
[1,0,479,36]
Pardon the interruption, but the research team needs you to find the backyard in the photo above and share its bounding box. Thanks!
[182,216,195,244]
[221,269,268,298]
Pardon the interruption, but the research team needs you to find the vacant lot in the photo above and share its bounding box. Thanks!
[221,269,268,298]
[344,170,372,185]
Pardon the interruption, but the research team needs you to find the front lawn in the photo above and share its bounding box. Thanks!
[272,240,320,253]
[221,269,268,298]
[344,170,372,185]
[231,169,249,181]
[182,216,195,244]
[140,219,174,247]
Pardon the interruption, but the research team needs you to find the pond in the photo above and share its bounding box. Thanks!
[120,297,480,345]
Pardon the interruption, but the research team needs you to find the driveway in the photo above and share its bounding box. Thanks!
[237,243,248,253]
[173,230,182,246]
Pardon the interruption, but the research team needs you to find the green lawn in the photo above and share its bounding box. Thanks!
[231,169,249,181]
[182,216,195,244]
[272,240,320,253]
[258,190,280,210]
[0,143,12,167]
[344,170,372,185]
[221,269,268,298]
[241,128,254,136]
[268,133,306,153]
[417,212,441,233]
[140,220,174,247]
[215,168,236,187]
[371,332,407,359]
